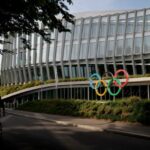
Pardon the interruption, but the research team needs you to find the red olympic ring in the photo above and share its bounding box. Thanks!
[113,69,129,88]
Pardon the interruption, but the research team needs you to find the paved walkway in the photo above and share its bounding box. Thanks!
[6,109,150,139]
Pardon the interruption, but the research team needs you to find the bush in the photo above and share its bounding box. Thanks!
[128,96,141,103]
[16,99,150,124]
[133,101,150,125]
[113,107,122,115]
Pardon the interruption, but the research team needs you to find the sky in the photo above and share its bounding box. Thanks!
[69,0,150,13]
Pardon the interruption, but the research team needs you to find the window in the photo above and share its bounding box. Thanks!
[99,17,107,37]
[49,42,54,62]
[126,17,134,33]
[97,41,105,58]
[80,65,87,77]
[64,66,70,78]
[90,22,98,38]
[145,15,150,32]
[71,43,78,60]
[63,44,70,61]
[42,67,48,81]
[106,40,114,57]
[79,43,87,59]
[31,33,37,50]
[57,32,63,41]
[117,19,125,35]
[57,66,63,79]
[88,42,96,59]
[108,16,117,36]
[82,24,90,39]
[42,41,47,63]
[65,24,72,41]
[74,25,80,40]
[125,38,133,55]
[134,37,142,54]
[36,35,41,63]
[115,39,123,56]
[37,67,42,80]
[144,36,150,53]
[135,16,143,33]
[56,45,62,61]
[49,67,55,79]
[72,65,78,77]
[30,50,34,64]
[89,64,96,75]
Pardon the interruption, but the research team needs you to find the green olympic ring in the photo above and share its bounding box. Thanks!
[89,69,129,97]
[107,78,122,96]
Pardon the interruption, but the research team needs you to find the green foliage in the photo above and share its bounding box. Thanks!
[0,80,44,96]
[133,101,150,124]
[128,96,141,103]
[45,80,55,84]
[17,97,150,125]
[0,0,74,52]
[58,77,87,82]
[0,77,88,96]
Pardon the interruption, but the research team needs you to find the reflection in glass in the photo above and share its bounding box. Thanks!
[108,19,117,36]
[57,66,63,78]
[144,36,150,53]
[64,66,70,78]
[117,19,125,35]
[97,41,105,58]
[36,35,41,63]
[134,37,142,54]
[65,24,72,41]
[56,45,62,61]
[145,15,150,31]
[88,42,96,59]
[72,65,78,78]
[43,67,48,81]
[116,39,123,56]
[99,17,107,37]
[89,64,96,75]
[135,16,143,33]
[74,25,80,40]
[71,43,78,60]
[49,42,54,62]
[90,22,98,38]
[126,18,134,33]
[79,43,87,59]
[42,41,47,63]
[125,38,132,55]
[49,67,55,79]
[80,65,87,77]
[63,44,70,61]
[82,24,90,39]
[106,40,114,57]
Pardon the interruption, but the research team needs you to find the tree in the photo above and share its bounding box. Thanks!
[0,0,74,53]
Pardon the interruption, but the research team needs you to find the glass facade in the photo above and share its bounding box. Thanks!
[88,42,96,59]
[2,8,150,85]
[144,36,150,53]
[106,40,114,57]
[116,39,123,56]
[134,37,142,54]
[97,41,105,58]
[125,38,132,55]
[108,16,117,36]
[126,14,135,33]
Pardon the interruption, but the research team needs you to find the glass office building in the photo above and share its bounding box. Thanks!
[1,8,150,85]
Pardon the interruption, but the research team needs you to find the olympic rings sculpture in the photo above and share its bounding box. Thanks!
[89,69,129,97]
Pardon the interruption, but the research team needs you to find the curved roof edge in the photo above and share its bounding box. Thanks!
[73,8,148,19]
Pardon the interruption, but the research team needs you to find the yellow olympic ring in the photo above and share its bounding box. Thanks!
[95,80,107,97]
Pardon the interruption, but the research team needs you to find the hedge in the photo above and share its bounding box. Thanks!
[17,96,150,125]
